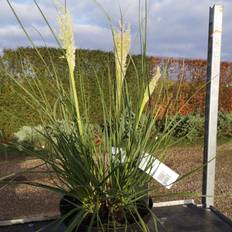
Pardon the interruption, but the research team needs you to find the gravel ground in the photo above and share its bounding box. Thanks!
[0,157,60,220]
[0,143,231,221]
[150,143,232,219]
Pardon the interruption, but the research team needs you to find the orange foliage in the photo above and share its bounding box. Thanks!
[149,57,232,115]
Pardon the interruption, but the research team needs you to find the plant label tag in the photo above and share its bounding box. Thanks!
[111,147,126,162]
[111,148,179,189]
[139,154,179,189]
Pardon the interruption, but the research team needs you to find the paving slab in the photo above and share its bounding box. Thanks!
[0,204,231,232]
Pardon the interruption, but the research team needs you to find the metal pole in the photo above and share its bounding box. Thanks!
[202,4,223,208]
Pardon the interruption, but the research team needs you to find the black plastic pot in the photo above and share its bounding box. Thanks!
[60,195,153,232]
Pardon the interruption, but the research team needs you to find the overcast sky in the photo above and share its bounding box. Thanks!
[0,0,231,61]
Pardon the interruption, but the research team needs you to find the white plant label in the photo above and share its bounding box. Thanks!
[112,148,179,189]
[138,154,179,189]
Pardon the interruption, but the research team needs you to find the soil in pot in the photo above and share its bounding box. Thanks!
[60,195,154,232]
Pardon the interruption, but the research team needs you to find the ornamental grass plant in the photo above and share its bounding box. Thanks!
[0,1,204,231]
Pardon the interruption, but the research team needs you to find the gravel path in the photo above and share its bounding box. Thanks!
[0,157,60,220]
[0,143,231,221]
[150,143,232,219]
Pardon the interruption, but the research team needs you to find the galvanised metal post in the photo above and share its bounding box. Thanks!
[202,4,223,208]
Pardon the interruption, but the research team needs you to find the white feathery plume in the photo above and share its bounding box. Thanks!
[138,66,161,122]
[113,23,131,113]
[57,3,83,136]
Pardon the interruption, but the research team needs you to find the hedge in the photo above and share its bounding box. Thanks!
[1,47,232,139]
[0,48,149,137]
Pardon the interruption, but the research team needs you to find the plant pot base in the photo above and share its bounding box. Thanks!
[60,195,154,232]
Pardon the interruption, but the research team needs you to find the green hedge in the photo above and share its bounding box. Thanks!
[0,47,148,137]
[217,112,232,137]
[10,113,232,146]
[1,47,232,142]
[156,114,203,142]
[156,113,232,143]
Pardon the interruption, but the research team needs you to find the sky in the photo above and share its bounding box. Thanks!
[0,0,231,61]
